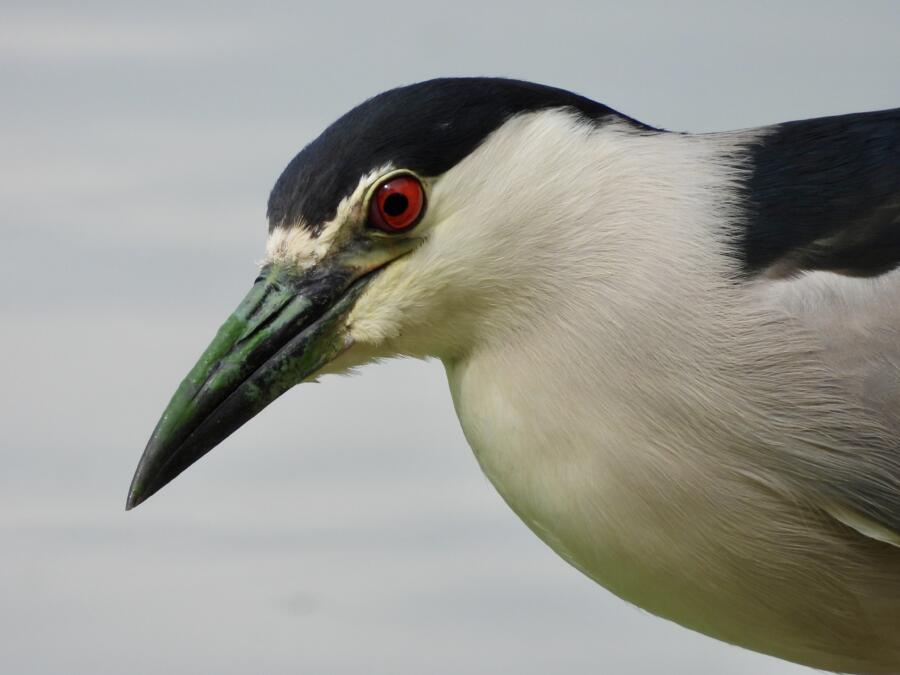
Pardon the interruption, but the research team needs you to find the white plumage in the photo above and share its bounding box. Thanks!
[321,111,900,672]
[129,80,900,673]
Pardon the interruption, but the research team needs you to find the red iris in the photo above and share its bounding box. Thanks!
[368,174,425,233]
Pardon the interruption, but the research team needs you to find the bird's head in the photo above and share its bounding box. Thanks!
[126,78,645,509]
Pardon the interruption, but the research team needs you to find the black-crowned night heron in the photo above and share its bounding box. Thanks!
[127,78,900,673]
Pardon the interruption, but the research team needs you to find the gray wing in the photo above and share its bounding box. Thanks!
[761,271,900,546]
[743,108,900,545]
[766,270,900,430]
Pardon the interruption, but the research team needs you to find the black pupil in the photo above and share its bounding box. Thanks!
[383,192,409,217]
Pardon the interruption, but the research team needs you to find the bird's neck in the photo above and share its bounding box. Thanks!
[441,119,771,519]
[444,119,755,361]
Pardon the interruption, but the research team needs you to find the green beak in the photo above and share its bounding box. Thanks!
[126,263,370,510]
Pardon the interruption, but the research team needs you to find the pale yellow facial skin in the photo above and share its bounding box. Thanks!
[265,164,434,371]
[264,151,498,375]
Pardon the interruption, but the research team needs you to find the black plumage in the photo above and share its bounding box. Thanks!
[266,78,644,233]
[742,107,900,277]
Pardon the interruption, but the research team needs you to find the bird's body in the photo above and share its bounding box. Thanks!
[128,79,900,673]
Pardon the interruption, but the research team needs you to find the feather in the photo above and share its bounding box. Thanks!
[740,107,900,278]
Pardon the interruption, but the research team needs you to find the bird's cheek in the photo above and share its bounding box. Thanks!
[312,304,411,378]
[340,256,449,360]
[343,261,414,346]
[344,298,405,351]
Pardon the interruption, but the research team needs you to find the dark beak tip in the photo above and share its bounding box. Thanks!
[125,457,161,511]
[126,478,164,511]
[125,479,147,511]
[124,488,141,511]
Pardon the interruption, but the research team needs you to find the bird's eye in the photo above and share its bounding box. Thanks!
[368,174,425,233]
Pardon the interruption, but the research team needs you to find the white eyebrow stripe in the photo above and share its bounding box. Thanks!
[264,165,394,268]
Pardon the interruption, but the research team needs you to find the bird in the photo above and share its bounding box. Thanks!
[127,78,900,673]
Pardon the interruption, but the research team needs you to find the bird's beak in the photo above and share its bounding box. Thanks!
[126,262,373,510]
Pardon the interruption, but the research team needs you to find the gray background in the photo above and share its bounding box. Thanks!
[2,1,899,673]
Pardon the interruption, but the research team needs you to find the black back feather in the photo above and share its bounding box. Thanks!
[742,107,900,278]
